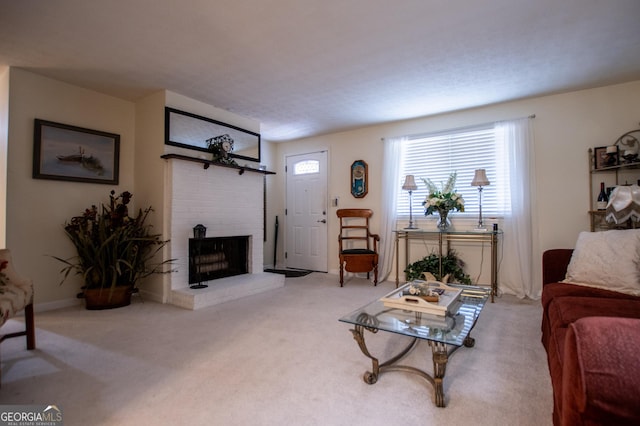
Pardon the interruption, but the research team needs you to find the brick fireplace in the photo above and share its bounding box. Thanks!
[164,157,284,310]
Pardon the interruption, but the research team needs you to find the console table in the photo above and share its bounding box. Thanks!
[394,229,502,302]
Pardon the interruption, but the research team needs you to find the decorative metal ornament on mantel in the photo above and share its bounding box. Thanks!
[206,134,238,166]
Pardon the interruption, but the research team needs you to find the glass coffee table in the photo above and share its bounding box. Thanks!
[339,283,490,407]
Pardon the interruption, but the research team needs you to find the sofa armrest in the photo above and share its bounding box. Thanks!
[542,249,573,286]
[561,317,640,426]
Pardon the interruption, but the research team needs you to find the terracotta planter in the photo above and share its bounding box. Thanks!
[83,286,133,310]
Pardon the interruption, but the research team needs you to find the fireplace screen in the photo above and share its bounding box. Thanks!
[189,236,249,284]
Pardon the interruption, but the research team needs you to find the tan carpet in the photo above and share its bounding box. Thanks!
[0,273,553,425]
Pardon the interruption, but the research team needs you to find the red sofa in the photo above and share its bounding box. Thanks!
[541,249,640,426]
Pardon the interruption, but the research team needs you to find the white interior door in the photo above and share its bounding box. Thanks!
[285,151,328,272]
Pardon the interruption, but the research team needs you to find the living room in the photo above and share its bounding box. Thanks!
[3,70,640,309]
[1,2,640,425]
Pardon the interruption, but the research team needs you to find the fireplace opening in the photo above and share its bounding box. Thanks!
[189,236,249,284]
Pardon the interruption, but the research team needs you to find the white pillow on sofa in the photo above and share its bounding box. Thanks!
[563,229,640,296]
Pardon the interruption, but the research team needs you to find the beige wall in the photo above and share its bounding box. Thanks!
[271,80,640,293]
[6,68,136,309]
[133,90,167,302]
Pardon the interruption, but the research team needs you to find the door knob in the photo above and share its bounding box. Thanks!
[317,219,327,223]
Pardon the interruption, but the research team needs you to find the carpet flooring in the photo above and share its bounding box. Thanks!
[0,273,553,425]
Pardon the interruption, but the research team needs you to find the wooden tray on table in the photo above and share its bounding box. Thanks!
[381,280,463,316]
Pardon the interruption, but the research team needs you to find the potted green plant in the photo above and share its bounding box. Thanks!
[404,250,472,284]
[54,190,172,309]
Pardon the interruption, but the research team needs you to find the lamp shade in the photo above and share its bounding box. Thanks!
[606,185,640,224]
[402,175,418,191]
[471,169,490,187]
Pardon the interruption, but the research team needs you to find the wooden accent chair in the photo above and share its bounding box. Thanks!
[0,248,36,386]
[336,209,380,286]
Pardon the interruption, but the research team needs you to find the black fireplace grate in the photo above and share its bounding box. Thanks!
[189,236,249,284]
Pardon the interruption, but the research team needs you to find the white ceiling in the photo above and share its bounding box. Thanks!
[1,0,640,141]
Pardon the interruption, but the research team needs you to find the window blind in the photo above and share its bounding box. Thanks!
[397,123,506,217]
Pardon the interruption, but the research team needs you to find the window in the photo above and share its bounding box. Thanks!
[397,123,508,217]
[293,160,320,175]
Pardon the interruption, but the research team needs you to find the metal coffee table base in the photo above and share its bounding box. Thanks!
[350,323,475,407]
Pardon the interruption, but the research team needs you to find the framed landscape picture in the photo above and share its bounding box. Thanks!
[33,119,120,184]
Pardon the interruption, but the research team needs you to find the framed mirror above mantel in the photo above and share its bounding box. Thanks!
[165,107,261,163]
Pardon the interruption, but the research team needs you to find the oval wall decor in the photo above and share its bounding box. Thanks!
[351,160,368,198]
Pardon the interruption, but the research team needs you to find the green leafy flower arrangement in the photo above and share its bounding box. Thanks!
[421,172,465,216]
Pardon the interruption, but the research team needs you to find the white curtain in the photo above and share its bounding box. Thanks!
[495,117,537,298]
[378,136,406,282]
[379,122,536,298]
